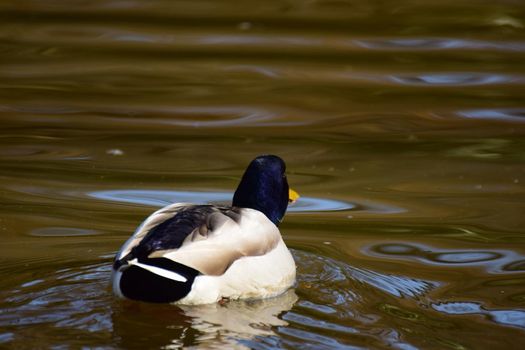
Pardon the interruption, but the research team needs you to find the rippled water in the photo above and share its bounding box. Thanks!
[1,0,525,348]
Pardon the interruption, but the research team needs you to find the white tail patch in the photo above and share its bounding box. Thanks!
[129,258,187,283]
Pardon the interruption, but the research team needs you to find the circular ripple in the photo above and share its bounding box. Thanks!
[88,189,354,212]
[430,251,503,264]
[371,243,422,256]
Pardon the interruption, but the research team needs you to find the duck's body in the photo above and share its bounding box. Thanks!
[112,155,297,304]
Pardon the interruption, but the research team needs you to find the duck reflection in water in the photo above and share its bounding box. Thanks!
[112,289,298,348]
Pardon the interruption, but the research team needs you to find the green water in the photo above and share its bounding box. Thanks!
[1,0,525,348]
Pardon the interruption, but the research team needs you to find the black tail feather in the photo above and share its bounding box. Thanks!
[118,258,200,303]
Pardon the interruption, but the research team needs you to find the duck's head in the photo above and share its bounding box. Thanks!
[233,155,298,226]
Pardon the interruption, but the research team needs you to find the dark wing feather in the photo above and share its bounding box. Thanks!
[128,205,217,260]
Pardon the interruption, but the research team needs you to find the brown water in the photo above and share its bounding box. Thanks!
[1,0,525,348]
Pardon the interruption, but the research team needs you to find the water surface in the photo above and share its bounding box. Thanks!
[1,0,525,348]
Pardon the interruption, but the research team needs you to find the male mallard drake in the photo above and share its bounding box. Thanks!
[112,155,298,304]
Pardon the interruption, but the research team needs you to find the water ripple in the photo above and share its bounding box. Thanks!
[432,301,525,329]
[30,227,100,237]
[502,260,525,272]
[457,108,525,123]
[297,300,337,315]
[0,262,112,331]
[368,242,525,274]
[0,104,310,128]
[0,143,89,161]
[102,106,308,128]
[390,73,515,86]
[278,327,361,350]
[0,333,14,344]
[295,250,436,300]
[88,189,355,213]
[283,311,358,333]
[355,38,525,52]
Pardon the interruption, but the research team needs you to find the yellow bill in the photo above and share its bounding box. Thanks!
[288,188,300,204]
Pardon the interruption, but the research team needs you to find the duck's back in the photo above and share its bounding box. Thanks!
[112,203,295,304]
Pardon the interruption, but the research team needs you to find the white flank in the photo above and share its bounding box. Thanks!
[129,258,187,282]
[178,237,296,304]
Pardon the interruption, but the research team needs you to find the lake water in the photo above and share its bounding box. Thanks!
[1,0,525,348]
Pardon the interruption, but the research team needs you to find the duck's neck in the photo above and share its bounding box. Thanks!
[232,174,289,226]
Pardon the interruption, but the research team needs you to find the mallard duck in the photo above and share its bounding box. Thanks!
[112,155,298,304]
